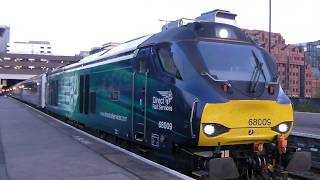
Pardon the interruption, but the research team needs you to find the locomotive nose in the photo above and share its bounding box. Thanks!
[198,100,293,146]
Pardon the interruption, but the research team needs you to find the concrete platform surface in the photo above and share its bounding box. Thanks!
[293,112,320,138]
[0,97,188,180]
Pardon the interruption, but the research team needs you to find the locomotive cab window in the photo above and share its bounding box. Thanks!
[156,45,181,79]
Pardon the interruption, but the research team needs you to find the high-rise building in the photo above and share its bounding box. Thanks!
[0,25,10,53]
[311,67,320,97]
[305,40,320,68]
[7,41,52,55]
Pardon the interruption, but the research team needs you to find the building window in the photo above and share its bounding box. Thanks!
[48,47,51,49]
[40,51,44,53]
[47,51,51,53]
[40,47,44,49]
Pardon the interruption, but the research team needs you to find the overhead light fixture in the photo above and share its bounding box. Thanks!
[28,66,35,69]
[14,66,22,69]
[4,65,10,68]
[4,57,11,61]
[28,58,35,62]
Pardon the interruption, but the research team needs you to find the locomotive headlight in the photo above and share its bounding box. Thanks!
[272,122,292,134]
[278,123,289,133]
[203,124,215,136]
[218,29,229,38]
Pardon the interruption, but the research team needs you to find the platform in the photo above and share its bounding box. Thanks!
[293,112,320,139]
[0,97,191,180]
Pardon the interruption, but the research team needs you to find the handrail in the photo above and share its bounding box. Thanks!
[143,69,149,141]
[266,76,279,86]
[200,72,231,86]
[190,98,199,139]
[131,71,136,139]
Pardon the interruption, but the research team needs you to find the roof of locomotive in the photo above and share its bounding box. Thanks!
[49,35,153,74]
[49,22,251,75]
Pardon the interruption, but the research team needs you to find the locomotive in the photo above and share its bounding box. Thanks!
[10,10,310,179]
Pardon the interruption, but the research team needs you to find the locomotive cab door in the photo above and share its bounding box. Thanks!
[132,47,152,142]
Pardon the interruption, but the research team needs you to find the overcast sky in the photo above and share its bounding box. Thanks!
[0,0,319,55]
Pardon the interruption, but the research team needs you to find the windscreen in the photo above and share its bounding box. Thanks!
[198,41,272,82]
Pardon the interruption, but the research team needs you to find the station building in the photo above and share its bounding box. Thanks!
[0,53,82,89]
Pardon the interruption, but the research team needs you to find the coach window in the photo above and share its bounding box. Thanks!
[156,45,181,79]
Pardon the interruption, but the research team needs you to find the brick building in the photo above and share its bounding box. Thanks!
[243,29,313,97]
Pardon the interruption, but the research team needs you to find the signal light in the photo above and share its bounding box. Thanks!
[222,84,229,93]
[268,85,274,95]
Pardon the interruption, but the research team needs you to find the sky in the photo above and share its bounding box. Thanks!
[0,0,319,55]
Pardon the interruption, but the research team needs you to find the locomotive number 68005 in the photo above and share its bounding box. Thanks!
[248,118,271,126]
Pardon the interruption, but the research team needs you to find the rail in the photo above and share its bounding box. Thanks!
[288,132,320,179]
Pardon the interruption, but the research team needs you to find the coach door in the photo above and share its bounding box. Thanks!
[132,48,152,142]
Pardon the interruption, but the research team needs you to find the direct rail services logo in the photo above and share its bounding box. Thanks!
[152,90,173,111]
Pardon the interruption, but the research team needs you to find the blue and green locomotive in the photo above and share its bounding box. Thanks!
[10,14,310,179]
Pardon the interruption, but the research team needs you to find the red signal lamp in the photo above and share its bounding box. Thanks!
[222,83,230,93]
[268,85,275,95]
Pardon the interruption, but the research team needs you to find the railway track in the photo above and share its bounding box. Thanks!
[288,133,320,179]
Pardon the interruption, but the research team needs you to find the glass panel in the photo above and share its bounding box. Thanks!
[198,41,272,82]
[157,46,181,78]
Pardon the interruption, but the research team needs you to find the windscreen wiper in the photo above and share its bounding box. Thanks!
[249,50,266,93]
